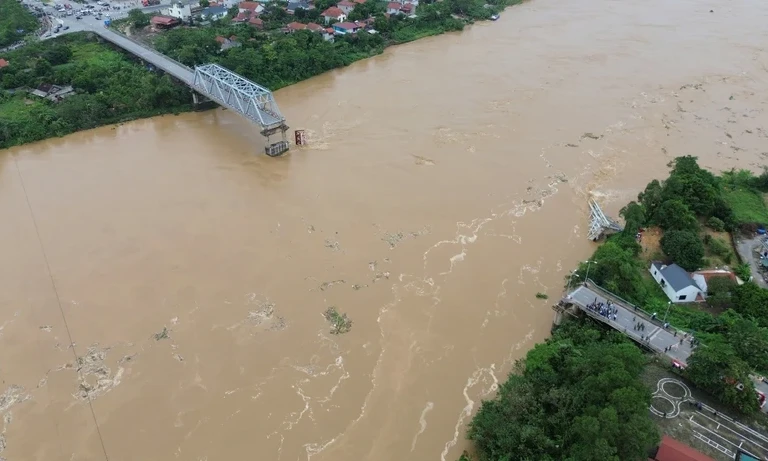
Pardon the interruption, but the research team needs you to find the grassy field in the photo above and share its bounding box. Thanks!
[724,188,768,225]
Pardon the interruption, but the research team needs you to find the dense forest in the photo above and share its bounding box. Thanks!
[566,156,768,414]
[466,320,660,461]
[0,0,39,48]
[0,34,191,148]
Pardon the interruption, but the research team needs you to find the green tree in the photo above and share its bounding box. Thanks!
[468,321,659,461]
[686,342,759,414]
[732,282,768,326]
[660,230,704,271]
[707,216,725,231]
[638,180,664,219]
[127,9,150,28]
[652,199,699,232]
[706,276,737,309]
[200,0,210,6]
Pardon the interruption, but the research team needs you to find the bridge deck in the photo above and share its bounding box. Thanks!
[566,284,694,365]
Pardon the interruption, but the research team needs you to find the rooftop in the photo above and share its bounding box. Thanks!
[321,6,344,16]
[201,5,228,15]
[0,58,8,69]
[338,0,356,6]
[239,1,261,9]
[286,21,306,30]
[150,15,180,25]
[652,435,716,461]
[334,21,359,29]
[652,262,698,291]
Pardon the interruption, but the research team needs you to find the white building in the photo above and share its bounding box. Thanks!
[650,262,703,303]
[167,2,193,21]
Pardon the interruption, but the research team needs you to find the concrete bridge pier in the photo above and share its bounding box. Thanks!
[262,123,290,157]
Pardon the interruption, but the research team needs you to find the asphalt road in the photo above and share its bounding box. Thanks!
[568,284,695,364]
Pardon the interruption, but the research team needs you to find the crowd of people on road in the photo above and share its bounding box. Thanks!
[586,298,618,321]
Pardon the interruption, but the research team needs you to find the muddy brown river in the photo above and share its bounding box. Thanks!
[2,0,768,459]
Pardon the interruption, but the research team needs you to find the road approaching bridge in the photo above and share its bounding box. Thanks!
[560,284,695,365]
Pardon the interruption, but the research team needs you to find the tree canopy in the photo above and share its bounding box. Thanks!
[467,320,659,461]
[0,0,38,48]
[0,34,191,148]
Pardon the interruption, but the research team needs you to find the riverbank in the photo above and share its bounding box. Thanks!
[0,33,191,149]
[0,0,520,149]
[464,158,768,459]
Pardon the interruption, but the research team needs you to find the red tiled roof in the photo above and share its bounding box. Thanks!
[233,11,250,21]
[400,3,413,11]
[655,436,716,461]
[249,16,263,26]
[325,27,334,33]
[335,21,358,29]
[386,2,400,8]
[338,0,355,6]
[306,22,324,31]
[287,21,306,30]
[321,6,344,16]
[150,15,179,25]
[239,1,260,10]
[0,59,8,69]
[215,35,226,43]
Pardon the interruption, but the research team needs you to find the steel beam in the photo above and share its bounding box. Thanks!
[192,64,286,130]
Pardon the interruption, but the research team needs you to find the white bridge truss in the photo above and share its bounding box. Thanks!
[192,64,287,133]
[588,199,623,241]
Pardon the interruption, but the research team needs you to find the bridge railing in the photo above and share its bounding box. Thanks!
[580,279,693,337]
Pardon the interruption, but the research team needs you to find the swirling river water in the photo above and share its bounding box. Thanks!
[2,0,768,459]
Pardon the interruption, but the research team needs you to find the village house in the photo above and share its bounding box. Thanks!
[200,5,229,20]
[332,21,360,34]
[385,2,400,14]
[166,2,193,21]
[238,1,264,14]
[215,35,241,50]
[321,6,346,24]
[650,262,704,303]
[400,2,414,14]
[337,0,356,14]
[691,268,741,295]
[150,15,181,29]
[284,21,306,32]
[0,59,9,69]
[306,22,324,32]
[29,83,75,102]
[286,0,312,14]
[249,16,264,27]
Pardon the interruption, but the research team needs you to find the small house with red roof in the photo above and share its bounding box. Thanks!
[238,1,263,13]
[321,6,346,23]
[284,21,307,32]
[150,15,181,29]
[306,22,324,32]
[385,1,400,14]
[0,59,9,69]
[249,16,264,28]
[400,3,414,14]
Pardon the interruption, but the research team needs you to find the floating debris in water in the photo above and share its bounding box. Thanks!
[153,327,170,341]
[323,307,352,335]
[318,280,346,291]
[324,239,340,251]
[581,132,602,140]
[39,325,52,332]
[372,272,391,283]
[352,284,368,291]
